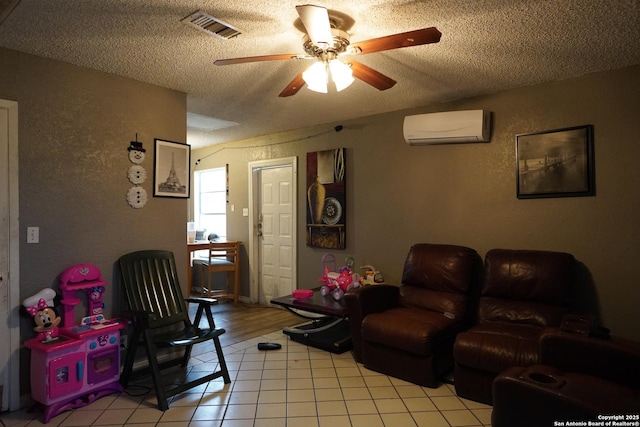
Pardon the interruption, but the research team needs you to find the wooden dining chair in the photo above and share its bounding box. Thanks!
[193,241,240,305]
[118,250,231,411]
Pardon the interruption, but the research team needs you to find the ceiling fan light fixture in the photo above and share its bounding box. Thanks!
[302,61,329,93]
[329,60,354,92]
[302,60,354,94]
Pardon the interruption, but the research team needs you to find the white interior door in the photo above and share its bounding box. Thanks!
[248,157,297,305]
[258,166,294,304]
[0,99,20,411]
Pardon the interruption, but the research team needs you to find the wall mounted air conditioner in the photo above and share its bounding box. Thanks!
[403,110,491,145]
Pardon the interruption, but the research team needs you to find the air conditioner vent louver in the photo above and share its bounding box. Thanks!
[181,11,242,40]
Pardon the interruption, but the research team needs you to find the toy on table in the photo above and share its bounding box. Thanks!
[359,264,385,285]
[318,254,360,300]
[23,288,61,342]
[292,289,314,300]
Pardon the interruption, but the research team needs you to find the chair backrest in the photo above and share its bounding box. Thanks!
[479,249,576,327]
[119,250,190,330]
[399,243,483,319]
[207,241,239,267]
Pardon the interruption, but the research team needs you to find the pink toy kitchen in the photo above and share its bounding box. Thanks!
[23,264,126,423]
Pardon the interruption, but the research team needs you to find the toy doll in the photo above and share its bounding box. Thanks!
[23,288,61,342]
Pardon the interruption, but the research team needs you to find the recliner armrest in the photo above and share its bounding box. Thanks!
[345,285,400,318]
[344,285,400,362]
[540,328,640,388]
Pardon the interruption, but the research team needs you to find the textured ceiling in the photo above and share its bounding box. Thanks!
[1,0,639,148]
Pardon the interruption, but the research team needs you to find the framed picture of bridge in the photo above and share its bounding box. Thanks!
[516,125,595,199]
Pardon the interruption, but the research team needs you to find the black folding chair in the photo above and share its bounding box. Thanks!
[118,250,231,410]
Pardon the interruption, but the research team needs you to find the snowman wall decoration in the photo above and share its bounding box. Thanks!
[126,140,148,208]
[128,140,146,164]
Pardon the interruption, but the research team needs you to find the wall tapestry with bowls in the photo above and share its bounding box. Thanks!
[306,148,346,249]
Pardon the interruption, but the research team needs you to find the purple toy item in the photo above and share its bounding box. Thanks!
[318,254,360,300]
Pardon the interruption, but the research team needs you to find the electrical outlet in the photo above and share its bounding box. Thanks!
[27,226,39,243]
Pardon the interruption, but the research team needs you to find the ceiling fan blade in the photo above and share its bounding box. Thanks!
[279,72,306,97]
[349,27,442,55]
[296,4,332,46]
[214,54,300,66]
[345,60,396,91]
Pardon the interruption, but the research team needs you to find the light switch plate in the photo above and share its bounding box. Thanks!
[27,226,39,243]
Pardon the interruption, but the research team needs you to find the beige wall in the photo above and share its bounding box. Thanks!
[194,64,640,342]
[0,47,188,393]
[2,44,639,398]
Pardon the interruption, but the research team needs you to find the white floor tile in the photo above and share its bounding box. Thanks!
[2,328,494,427]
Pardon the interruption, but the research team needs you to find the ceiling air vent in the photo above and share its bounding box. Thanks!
[181,11,242,40]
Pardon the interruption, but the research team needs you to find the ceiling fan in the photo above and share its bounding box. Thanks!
[214,4,442,97]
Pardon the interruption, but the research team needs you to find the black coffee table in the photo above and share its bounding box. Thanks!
[270,289,352,354]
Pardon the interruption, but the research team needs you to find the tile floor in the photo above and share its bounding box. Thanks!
[0,330,492,427]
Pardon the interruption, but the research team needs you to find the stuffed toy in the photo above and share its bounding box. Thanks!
[23,288,61,342]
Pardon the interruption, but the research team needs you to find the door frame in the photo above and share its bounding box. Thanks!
[0,99,20,411]
[247,157,297,304]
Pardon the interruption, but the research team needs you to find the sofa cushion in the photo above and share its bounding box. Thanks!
[362,307,458,356]
[479,296,568,327]
[482,249,575,305]
[401,244,481,298]
[454,323,543,374]
[400,287,469,320]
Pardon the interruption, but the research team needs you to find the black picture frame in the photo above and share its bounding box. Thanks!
[306,148,346,249]
[153,138,190,198]
[516,125,595,199]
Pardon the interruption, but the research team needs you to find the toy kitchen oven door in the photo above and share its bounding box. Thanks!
[25,264,125,423]
[85,330,121,385]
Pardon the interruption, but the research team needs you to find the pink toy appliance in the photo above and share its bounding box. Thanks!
[25,264,125,423]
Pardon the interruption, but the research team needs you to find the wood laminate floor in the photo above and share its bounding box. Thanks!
[194,301,301,347]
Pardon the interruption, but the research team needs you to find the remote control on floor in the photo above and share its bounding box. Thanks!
[257,342,282,350]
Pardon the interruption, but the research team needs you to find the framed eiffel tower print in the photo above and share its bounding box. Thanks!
[153,139,190,198]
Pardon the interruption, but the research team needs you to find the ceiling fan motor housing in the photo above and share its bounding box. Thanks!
[303,28,350,58]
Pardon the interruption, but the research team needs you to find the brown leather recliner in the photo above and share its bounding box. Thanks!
[344,243,483,388]
[453,248,577,404]
[492,329,640,426]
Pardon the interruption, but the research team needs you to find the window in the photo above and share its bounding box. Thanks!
[194,167,227,239]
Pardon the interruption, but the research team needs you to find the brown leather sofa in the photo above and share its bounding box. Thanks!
[453,248,577,404]
[492,329,640,426]
[344,243,482,388]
